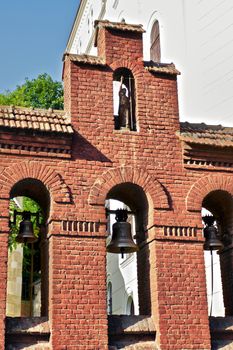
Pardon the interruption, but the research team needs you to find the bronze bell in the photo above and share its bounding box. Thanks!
[203,215,223,251]
[16,212,37,243]
[107,209,139,257]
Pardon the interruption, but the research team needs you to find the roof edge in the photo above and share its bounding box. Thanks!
[0,105,65,115]
[178,121,233,148]
[94,20,145,47]
[180,121,233,132]
[0,105,73,135]
[144,61,180,76]
[63,53,106,66]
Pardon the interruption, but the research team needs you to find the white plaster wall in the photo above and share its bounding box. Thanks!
[107,252,139,315]
[204,250,224,317]
[69,0,104,55]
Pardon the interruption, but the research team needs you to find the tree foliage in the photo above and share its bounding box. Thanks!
[0,73,63,110]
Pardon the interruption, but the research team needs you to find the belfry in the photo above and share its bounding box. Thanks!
[0,19,233,349]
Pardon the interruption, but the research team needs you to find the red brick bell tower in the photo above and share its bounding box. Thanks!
[62,20,211,349]
[0,20,222,350]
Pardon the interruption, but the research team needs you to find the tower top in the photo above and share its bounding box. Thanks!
[94,20,145,47]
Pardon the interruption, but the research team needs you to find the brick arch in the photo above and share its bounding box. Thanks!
[0,161,71,203]
[110,60,143,78]
[88,166,169,209]
[186,174,233,212]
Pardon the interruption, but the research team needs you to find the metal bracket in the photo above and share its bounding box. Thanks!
[105,208,135,218]
[11,210,40,226]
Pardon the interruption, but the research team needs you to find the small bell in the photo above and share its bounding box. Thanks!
[16,212,37,244]
[107,209,139,257]
[203,215,223,251]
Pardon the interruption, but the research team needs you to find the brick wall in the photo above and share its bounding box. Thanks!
[155,241,210,349]
[1,21,229,349]
[50,236,108,349]
[96,27,144,64]
[62,22,211,349]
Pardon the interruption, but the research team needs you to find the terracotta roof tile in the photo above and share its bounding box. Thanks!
[179,122,233,147]
[144,62,180,76]
[94,20,145,47]
[95,19,145,33]
[0,106,73,134]
[63,53,105,66]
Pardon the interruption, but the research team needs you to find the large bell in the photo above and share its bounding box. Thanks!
[203,215,223,251]
[16,212,36,244]
[107,209,139,256]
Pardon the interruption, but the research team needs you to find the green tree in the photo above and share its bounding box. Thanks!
[0,73,63,110]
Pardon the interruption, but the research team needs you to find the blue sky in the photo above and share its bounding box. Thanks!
[0,1,79,92]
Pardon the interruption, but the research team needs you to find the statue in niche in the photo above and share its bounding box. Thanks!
[118,76,130,129]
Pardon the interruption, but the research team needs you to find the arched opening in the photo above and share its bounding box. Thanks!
[126,296,135,316]
[6,178,50,317]
[113,68,137,131]
[202,190,233,316]
[150,20,161,62]
[106,182,150,315]
[202,207,224,317]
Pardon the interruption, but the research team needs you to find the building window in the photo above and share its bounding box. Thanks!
[107,282,113,315]
[77,39,82,54]
[113,68,137,131]
[113,0,119,9]
[88,17,90,34]
[90,7,94,29]
[126,296,135,315]
[150,20,161,62]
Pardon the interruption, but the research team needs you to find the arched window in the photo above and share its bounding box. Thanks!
[90,7,94,29]
[113,68,137,131]
[77,39,82,54]
[202,208,224,317]
[87,17,90,34]
[126,296,135,315]
[107,282,113,315]
[150,20,161,62]
[202,190,233,316]
[106,183,150,316]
